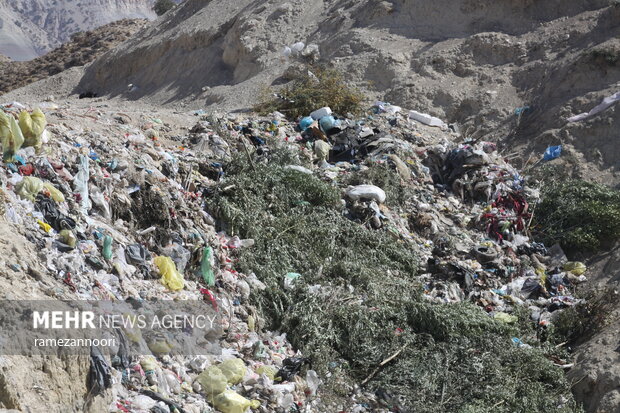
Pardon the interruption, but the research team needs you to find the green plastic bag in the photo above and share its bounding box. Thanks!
[0,111,24,162]
[219,358,246,385]
[19,108,46,151]
[154,256,185,291]
[201,246,215,286]
[197,365,228,398]
[102,235,113,260]
[213,390,260,413]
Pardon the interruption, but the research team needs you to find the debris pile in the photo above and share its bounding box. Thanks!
[0,98,584,412]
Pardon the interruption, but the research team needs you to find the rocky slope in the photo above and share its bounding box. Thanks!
[0,19,148,95]
[0,0,156,61]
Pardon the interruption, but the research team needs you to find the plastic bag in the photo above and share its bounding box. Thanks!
[197,365,228,397]
[15,176,43,201]
[346,185,386,203]
[201,246,215,286]
[58,229,77,248]
[89,346,111,396]
[314,140,331,162]
[18,108,46,150]
[276,357,310,382]
[102,235,113,260]
[35,195,76,231]
[74,155,90,213]
[563,261,586,276]
[494,312,518,323]
[0,110,24,162]
[299,116,314,131]
[255,365,276,380]
[37,220,52,233]
[42,182,65,202]
[219,358,246,385]
[154,256,185,291]
[213,390,260,413]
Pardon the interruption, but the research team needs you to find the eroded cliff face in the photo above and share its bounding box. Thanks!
[0,0,155,60]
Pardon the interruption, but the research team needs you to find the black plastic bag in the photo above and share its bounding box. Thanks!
[35,194,76,231]
[125,243,151,273]
[89,346,111,396]
[141,390,186,413]
[276,357,310,382]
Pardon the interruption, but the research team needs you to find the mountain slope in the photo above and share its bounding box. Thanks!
[0,0,156,60]
[0,19,148,95]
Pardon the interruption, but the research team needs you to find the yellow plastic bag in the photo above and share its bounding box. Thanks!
[58,230,77,247]
[154,256,185,291]
[37,220,52,233]
[19,108,46,151]
[140,356,159,372]
[42,182,65,202]
[563,262,586,276]
[255,365,276,381]
[0,111,25,162]
[213,390,260,413]
[219,358,246,385]
[15,176,44,201]
[197,365,228,397]
[494,312,518,324]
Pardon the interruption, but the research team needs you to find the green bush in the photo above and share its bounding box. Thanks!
[207,143,582,412]
[153,0,175,16]
[533,180,620,253]
[254,65,364,119]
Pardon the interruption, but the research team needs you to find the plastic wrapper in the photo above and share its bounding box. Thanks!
[154,256,185,291]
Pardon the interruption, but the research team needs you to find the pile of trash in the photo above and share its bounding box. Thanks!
[0,98,584,412]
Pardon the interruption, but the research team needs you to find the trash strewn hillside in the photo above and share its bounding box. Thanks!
[0,96,594,412]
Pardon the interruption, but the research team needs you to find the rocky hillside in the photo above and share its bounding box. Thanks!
[0,19,148,95]
[78,0,620,185]
[0,0,155,61]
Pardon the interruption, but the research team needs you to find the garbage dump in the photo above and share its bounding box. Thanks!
[0,100,585,412]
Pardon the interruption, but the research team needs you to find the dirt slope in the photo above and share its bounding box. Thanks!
[77,0,620,185]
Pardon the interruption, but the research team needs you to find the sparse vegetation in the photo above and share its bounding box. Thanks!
[153,0,176,16]
[590,46,620,65]
[254,65,364,119]
[551,288,618,345]
[534,180,620,254]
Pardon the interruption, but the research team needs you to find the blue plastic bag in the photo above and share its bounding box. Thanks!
[543,145,562,161]
[299,116,314,131]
